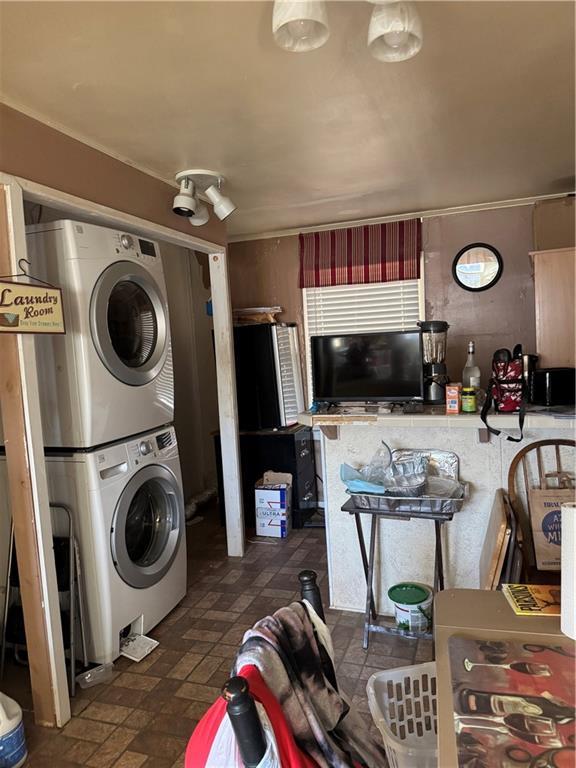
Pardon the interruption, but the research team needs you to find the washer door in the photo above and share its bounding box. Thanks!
[111,465,183,589]
[91,261,169,386]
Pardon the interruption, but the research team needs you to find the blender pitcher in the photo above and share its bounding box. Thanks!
[417,321,450,404]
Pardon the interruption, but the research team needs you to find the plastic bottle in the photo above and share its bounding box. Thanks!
[0,692,27,768]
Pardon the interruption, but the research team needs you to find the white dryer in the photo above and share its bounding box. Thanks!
[23,219,174,448]
[44,426,186,664]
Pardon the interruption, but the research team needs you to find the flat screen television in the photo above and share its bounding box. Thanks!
[311,330,423,403]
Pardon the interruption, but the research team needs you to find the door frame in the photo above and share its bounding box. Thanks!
[0,172,244,726]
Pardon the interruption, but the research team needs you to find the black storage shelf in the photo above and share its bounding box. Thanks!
[214,424,317,530]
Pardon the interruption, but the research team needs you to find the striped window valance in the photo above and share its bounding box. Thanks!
[299,219,422,288]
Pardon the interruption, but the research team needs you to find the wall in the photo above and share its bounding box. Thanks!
[0,104,226,246]
[162,244,219,500]
[424,205,536,383]
[229,205,537,387]
[190,251,220,490]
[533,196,575,250]
[228,235,301,324]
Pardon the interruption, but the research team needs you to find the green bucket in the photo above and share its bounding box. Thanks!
[388,582,433,633]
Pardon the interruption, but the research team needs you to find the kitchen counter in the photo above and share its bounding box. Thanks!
[298,406,575,434]
[298,410,575,614]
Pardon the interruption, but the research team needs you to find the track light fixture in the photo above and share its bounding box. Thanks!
[188,202,210,227]
[172,177,198,217]
[204,185,237,221]
[174,170,236,227]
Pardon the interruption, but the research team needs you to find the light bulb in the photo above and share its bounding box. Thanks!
[285,18,322,45]
[367,2,423,62]
[383,29,410,47]
[272,1,330,53]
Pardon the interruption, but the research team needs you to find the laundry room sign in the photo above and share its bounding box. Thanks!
[0,280,65,334]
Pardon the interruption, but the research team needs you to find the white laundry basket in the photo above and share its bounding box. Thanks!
[366,661,437,768]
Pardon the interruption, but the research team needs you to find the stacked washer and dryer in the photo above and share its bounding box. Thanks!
[2,220,187,665]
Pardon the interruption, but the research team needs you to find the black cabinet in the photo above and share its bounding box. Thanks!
[214,425,316,529]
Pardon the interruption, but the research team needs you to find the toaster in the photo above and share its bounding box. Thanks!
[529,367,576,406]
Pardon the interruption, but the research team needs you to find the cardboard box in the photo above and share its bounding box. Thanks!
[446,383,462,414]
[528,487,575,570]
[255,471,292,538]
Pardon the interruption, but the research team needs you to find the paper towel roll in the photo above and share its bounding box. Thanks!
[561,501,576,640]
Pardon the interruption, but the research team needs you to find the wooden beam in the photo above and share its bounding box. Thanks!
[0,184,70,726]
[209,250,245,557]
[320,425,339,441]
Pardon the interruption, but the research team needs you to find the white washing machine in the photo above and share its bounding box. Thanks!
[19,219,174,448]
[42,425,186,664]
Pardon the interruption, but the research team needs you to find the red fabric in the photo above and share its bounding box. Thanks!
[185,665,318,768]
[299,219,421,288]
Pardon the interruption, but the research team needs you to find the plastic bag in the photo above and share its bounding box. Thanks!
[360,442,393,485]
[340,443,429,496]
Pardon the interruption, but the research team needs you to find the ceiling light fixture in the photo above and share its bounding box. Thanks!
[172,177,198,217]
[174,170,236,226]
[188,202,210,227]
[272,0,330,53]
[204,185,237,221]
[367,1,423,62]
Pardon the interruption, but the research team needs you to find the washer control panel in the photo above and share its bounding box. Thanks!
[125,428,177,467]
[139,440,154,456]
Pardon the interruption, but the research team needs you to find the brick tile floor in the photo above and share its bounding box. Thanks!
[3,506,432,766]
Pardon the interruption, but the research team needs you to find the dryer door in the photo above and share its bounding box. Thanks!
[90,261,169,386]
[111,465,183,589]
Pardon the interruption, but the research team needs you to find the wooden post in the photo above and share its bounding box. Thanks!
[0,184,70,726]
[209,250,244,557]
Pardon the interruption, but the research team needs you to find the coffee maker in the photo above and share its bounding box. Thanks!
[418,321,450,404]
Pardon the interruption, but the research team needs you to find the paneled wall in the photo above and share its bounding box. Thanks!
[229,204,541,386]
[228,235,301,324]
[162,244,219,499]
[424,205,535,381]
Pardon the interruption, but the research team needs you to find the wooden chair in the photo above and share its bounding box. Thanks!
[507,438,575,582]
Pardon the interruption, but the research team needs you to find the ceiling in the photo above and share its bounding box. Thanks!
[0,1,574,239]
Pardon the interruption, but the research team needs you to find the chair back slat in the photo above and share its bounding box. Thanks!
[536,446,544,487]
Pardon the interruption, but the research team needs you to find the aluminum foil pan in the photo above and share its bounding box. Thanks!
[392,449,459,480]
[383,474,427,497]
[347,448,465,518]
[349,480,466,517]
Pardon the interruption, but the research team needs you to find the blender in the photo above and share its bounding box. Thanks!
[417,321,450,404]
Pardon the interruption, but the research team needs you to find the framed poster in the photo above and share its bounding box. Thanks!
[450,635,575,767]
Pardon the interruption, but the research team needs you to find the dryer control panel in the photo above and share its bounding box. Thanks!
[113,231,159,265]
